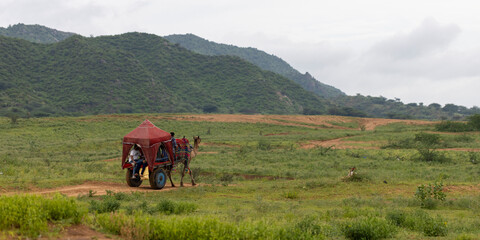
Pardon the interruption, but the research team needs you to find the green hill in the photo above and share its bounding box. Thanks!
[164,34,345,99]
[0,33,332,117]
[0,23,75,44]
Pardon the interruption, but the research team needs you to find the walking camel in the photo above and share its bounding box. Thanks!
[166,136,201,187]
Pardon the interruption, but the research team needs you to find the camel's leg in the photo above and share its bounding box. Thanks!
[188,167,196,186]
[167,169,175,187]
[180,163,186,187]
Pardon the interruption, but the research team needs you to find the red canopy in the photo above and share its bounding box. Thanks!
[121,119,174,169]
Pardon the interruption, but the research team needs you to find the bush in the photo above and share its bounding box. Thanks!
[95,212,304,239]
[43,193,84,223]
[89,196,121,213]
[467,114,480,130]
[435,121,473,132]
[386,210,406,226]
[415,148,449,163]
[342,217,397,240]
[294,215,324,237]
[398,210,447,236]
[0,194,85,238]
[415,182,446,209]
[156,199,197,215]
[423,216,448,237]
[282,191,299,199]
[415,132,441,146]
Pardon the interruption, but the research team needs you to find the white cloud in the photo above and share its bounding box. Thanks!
[307,18,478,107]
[368,18,461,60]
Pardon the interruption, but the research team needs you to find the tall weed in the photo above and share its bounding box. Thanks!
[0,194,85,238]
[342,217,397,240]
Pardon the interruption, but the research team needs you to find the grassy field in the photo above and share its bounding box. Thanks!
[1,114,480,239]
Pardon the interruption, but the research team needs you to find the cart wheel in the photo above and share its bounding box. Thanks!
[149,168,167,189]
[126,168,142,187]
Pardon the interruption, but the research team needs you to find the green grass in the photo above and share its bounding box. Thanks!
[1,114,480,239]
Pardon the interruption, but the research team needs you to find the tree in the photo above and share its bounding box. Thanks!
[428,103,441,109]
[443,104,459,113]
[468,114,480,130]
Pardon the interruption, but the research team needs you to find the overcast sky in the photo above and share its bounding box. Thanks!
[1,0,479,107]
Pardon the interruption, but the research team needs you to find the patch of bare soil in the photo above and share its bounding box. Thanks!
[263,132,303,136]
[201,142,240,148]
[160,114,433,130]
[6,181,197,197]
[238,173,294,180]
[438,148,480,152]
[300,137,380,150]
[444,184,480,194]
[40,225,113,240]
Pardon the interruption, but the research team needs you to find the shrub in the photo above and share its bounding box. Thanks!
[414,132,441,146]
[423,216,448,237]
[0,194,85,238]
[402,210,430,231]
[435,121,473,132]
[156,199,197,215]
[43,193,84,223]
[95,212,295,239]
[415,148,449,163]
[294,215,324,237]
[89,196,121,213]
[282,191,299,199]
[415,182,446,209]
[342,217,397,240]
[386,210,406,226]
[467,114,480,130]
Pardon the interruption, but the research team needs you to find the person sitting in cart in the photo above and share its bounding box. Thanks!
[156,143,168,162]
[130,144,147,178]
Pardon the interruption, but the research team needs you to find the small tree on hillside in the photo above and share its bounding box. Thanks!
[414,132,448,162]
[468,114,480,130]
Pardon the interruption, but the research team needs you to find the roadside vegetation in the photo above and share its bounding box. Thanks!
[0,114,479,239]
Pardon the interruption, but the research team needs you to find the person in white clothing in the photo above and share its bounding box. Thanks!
[129,144,142,164]
[130,144,146,178]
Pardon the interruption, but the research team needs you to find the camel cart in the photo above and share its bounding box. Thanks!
[121,119,175,189]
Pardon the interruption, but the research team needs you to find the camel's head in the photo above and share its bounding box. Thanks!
[193,136,201,144]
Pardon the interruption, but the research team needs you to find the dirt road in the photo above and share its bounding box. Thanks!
[5,181,196,197]
[152,114,433,130]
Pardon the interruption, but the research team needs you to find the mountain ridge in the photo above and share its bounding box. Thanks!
[0,32,332,117]
[0,23,75,44]
[164,34,345,99]
[1,24,478,120]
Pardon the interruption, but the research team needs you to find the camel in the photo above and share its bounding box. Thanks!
[166,136,201,187]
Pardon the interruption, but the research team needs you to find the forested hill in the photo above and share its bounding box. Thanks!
[0,23,75,43]
[0,33,333,117]
[164,34,345,99]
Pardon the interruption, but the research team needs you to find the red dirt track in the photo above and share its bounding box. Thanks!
[5,181,197,197]
[154,114,433,130]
